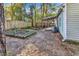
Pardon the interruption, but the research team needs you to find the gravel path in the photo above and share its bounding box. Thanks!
[6,29,79,56]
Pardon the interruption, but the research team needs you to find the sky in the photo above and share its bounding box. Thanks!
[25,3,42,13]
[25,3,62,13]
[4,3,62,8]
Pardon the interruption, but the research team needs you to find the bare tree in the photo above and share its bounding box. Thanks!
[0,3,6,56]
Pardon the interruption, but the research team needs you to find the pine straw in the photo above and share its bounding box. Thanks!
[17,43,49,56]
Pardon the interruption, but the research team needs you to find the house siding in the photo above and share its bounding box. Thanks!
[67,3,79,40]
[58,12,64,36]
[57,4,67,40]
[58,10,66,39]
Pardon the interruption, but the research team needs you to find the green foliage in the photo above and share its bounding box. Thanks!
[4,3,26,21]
[4,3,59,28]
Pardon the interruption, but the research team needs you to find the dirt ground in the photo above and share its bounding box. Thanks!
[6,29,79,56]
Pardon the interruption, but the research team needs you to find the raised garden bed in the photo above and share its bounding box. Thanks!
[5,29,36,39]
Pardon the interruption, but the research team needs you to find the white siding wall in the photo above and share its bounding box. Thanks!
[57,4,67,40]
[63,4,67,40]
[67,4,79,40]
[58,10,66,39]
[58,12,64,36]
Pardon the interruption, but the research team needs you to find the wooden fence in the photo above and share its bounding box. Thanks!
[5,20,31,30]
[5,20,54,30]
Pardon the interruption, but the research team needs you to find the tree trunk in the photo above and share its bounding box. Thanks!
[32,16,33,27]
[41,3,46,28]
[11,3,14,20]
[45,3,48,16]
[42,3,45,17]
[34,4,37,27]
[0,3,6,56]
[20,4,23,20]
[30,8,33,27]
